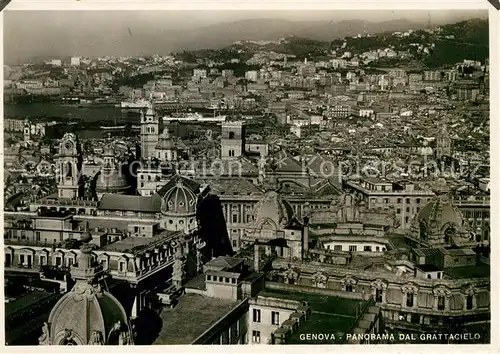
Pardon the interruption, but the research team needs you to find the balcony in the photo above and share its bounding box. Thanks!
[108,254,176,283]
[452,196,490,206]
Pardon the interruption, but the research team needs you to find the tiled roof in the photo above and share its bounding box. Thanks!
[207,256,244,270]
[272,150,303,173]
[195,177,263,196]
[98,194,161,213]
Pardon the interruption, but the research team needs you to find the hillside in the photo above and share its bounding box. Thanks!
[174,18,489,70]
[424,18,489,68]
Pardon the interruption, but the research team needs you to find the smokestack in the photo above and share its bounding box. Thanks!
[303,217,310,257]
[254,241,260,271]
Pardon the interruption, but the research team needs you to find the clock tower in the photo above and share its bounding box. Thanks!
[57,133,84,199]
[140,105,159,160]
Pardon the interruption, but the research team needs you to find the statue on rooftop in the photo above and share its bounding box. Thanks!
[38,322,51,345]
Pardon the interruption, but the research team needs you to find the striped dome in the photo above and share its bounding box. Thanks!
[157,175,199,216]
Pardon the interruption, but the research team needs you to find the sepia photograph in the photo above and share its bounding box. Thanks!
[2,4,493,347]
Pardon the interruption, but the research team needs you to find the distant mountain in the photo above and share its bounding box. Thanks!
[4,16,488,64]
[165,18,425,52]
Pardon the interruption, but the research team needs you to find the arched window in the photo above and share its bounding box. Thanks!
[66,162,73,178]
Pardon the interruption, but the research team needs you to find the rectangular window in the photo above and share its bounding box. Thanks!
[416,198,421,204]
[35,232,41,241]
[334,245,342,251]
[396,208,401,214]
[271,311,280,325]
[364,246,372,252]
[397,198,403,203]
[406,207,410,213]
[383,198,389,204]
[406,198,410,204]
[406,293,414,307]
[232,214,238,223]
[232,239,237,248]
[119,262,125,272]
[252,330,261,343]
[68,258,74,267]
[56,257,62,266]
[345,284,353,292]
[207,275,211,281]
[437,296,445,310]
[349,245,357,252]
[40,255,46,266]
[231,278,236,284]
[225,277,230,283]
[253,309,261,323]
[466,295,473,310]
[437,272,441,279]
[375,289,383,302]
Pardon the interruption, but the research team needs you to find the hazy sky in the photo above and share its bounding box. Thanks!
[4,10,487,63]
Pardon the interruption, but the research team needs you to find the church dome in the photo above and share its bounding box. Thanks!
[253,191,294,230]
[46,284,130,345]
[40,229,133,346]
[157,175,199,216]
[102,146,115,157]
[410,195,471,245]
[155,128,177,150]
[95,169,130,195]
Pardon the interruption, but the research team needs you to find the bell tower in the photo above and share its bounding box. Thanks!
[23,118,31,143]
[57,133,84,199]
[221,121,245,159]
[436,123,452,159]
[140,105,159,160]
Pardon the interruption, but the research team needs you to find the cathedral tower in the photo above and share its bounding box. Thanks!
[140,105,159,160]
[57,133,84,199]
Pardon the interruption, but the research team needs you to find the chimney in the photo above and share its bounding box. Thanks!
[302,217,310,257]
[254,241,260,271]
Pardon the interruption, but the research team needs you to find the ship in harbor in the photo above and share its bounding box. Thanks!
[100,125,126,130]
[162,112,226,123]
[120,98,151,109]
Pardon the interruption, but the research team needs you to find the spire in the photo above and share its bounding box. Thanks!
[71,221,101,282]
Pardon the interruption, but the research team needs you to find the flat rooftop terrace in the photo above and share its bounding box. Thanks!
[154,293,238,344]
[259,288,366,344]
[100,230,178,254]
